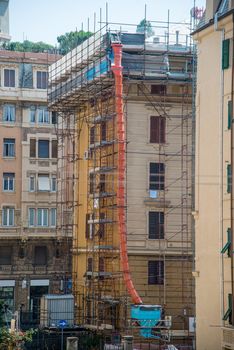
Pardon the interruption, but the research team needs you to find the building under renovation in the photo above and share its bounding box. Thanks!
[49,20,195,347]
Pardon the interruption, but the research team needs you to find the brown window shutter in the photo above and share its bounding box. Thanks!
[30,139,36,158]
[52,140,58,158]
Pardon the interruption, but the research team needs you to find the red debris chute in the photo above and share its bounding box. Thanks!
[111,43,142,305]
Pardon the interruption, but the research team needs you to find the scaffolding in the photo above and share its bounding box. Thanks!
[48,9,195,348]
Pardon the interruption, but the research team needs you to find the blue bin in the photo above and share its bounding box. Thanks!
[131,304,162,339]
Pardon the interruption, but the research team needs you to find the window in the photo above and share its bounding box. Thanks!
[90,126,95,144]
[2,207,14,226]
[99,174,105,193]
[29,175,35,192]
[50,208,56,227]
[37,208,48,227]
[150,116,166,143]
[86,213,94,239]
[51,177,56,192]
[148,260,164,285]
[37,71,48,89]
[89,173,95,194]
[38,107,49,124]
[228,101,232,130]
[149,163,165,190]
[227,164,232,193]
[29,208,35,227]
[38,174,50,191]
[151,85,167,95]
[3,138,15,157]
[51,140,58,158]
[4,69,15,87]
[38,140,49,158]
[0,247,12,264]
[149,212,164,239]
[3,173,15,191]
[30,106,36,123]
[30,139,36,158]
[34,246,47,265]
[223,294,232,323]
[222,39,230,70]
[221,228,232,257]
[100,122,106,141]
[3,105,15,122]
[51,111,57,124]
[98,212,105,239]
[87,257,93,272]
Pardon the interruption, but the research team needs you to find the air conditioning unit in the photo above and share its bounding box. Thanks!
[66,337,78,350]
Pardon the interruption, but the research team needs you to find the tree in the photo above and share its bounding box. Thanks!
[136,19,155,38]
[3,40,55,53]
[57,30,93,54]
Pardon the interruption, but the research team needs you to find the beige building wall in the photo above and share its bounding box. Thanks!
[194,8,234,350]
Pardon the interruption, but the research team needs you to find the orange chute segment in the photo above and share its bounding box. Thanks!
[111,43,142,305]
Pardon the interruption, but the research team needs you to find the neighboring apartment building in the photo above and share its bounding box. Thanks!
[193,0,234,349]
[49,29,194,345]
[0,50,71,325]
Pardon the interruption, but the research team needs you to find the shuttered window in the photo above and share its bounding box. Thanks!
[51,140,58,158]
[98,212,105,239]
[30,139,36,158]
[34,246,47,265]
[227,164,232,193]
[149,212,164,239]
[148,260,164,285]
[4,69,15,87]
[222,39,230,70]
[228,101,233,130]
[150,116,166,143]
[90,126,95,144]
[87,257,93,272]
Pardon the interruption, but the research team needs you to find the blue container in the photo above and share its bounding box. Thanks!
[131,304,162,339]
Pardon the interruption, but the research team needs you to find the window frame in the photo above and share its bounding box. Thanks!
[4,69,16,88]
[37,208,49,227]
[3,173,15,192]
[148,211,164,239]
[150,116,166,144]
[2,207,15,227]
[38,139,49,158]
[3,138,15,158]
[148,260,164,285]
[3,104,16,123]
[149,162,165,191]
[36,71,48,89]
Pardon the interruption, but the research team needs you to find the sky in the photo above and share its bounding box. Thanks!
[9,0,206,45]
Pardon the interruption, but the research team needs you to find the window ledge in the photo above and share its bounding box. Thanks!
[2,157,16,160]
[2,191,16,194]
[144,198,171,208]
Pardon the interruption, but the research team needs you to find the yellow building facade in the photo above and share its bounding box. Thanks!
[194,0,234,349]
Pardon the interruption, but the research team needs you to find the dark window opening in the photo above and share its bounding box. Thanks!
[98,213,105,239]
[0,246,12,265]
[99,174,105,193]
[90,126,95,144]
[149,212,164,239]
[51,111,57,124]
[100,122,107,141]
[148,260,164,285]
[87,257,93,272]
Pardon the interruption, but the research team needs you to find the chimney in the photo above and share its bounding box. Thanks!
[205,0,220,22]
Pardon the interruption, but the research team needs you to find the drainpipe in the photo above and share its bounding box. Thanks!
[111,43,142,305]
[214,12,225,326]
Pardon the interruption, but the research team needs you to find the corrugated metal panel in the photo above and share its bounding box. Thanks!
[40,294,74,327]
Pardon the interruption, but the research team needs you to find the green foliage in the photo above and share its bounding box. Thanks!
[0,328,36,349]
[3,40,55,53]
[136,19,155,38]
[57,30,93,54]
[0,300,4,328]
